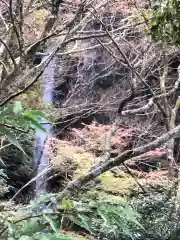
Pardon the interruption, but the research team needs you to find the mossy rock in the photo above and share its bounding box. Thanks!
[61,231,91,240]
[51,140,138,198]
[82,189,128,204]
[51,141,94,177]
[97,171,136,196]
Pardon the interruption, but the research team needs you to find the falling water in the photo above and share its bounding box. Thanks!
[34,55,56,195]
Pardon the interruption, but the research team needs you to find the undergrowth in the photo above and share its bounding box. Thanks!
[0,194,142,240]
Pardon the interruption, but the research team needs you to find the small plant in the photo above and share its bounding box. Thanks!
[62,198,143,240]
[0,100,50,153]
[5,218,72,240]
[0,209,72,239]
[130,186,179,239]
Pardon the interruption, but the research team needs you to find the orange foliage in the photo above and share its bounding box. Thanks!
[68,122,166,158]
[69,122,133,152]
[110,0,134,12]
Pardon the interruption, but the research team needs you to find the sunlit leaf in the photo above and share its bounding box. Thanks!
[23,109,47,120]
[23,116,47,132]
[114,217,134,239]
[43,214,58,233]
[77,214,91,233]
[62,199,73,210]
[13,101,23,115]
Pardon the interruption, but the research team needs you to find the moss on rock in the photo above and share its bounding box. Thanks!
[61,231,91,240]
[51,139,137,199]
[51,140,94,177]
[97,170,136,196]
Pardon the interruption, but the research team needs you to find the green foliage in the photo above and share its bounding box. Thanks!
[86,186,179,240]
[0,100,49,153]
[0,100,51,198]
[149,0,180,44]
[63,198,143,240]
[0,199,72,239]
[18,234,71,240]
[30,195,142,239]
[129,186,179,240]
[5,217,72,240]
[0,195,142,240]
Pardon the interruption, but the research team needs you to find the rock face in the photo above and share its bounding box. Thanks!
[51,10,131,128]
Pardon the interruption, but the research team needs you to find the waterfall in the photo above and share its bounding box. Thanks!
[34,55,56,195]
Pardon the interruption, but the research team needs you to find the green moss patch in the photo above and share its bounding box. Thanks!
[51,141,94,177]
[97,171,136,196]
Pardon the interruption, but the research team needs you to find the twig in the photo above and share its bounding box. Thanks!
[0,37,16,69]
[25,0,107,55]
[0,48,57,107]
[10,167,50,201]
[0,60,8,76]
[122,98,154,115]
[24,0,35,16]
[90,8,169,121]
[0,123,28,133]
[122,163,146,193]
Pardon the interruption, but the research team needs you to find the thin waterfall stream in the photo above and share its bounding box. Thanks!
[34,55,56,195]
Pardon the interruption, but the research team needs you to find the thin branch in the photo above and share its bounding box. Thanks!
[125,71,180,116]
[0,123,28,133]
[90,8,169,120]
[10,167,50,201]
[0,10,8,30]
[26,31,107,56]
[24,0,34,16]
[159,48,170,130]
[122,98,154,115]
[0,13,77,106]
[122,163,146,193]
[0,47,59,107]
[25,0,107,55]
[118,83,136,115]
[0,37,17,68]
[9,0,22,55]
[0,60,9,76]
[167,96,180,177]
[16,0,24,56]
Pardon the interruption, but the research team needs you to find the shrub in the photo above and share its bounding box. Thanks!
[130,186,179,239]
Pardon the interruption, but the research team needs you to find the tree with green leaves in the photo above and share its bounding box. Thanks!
[150,0,180,44]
